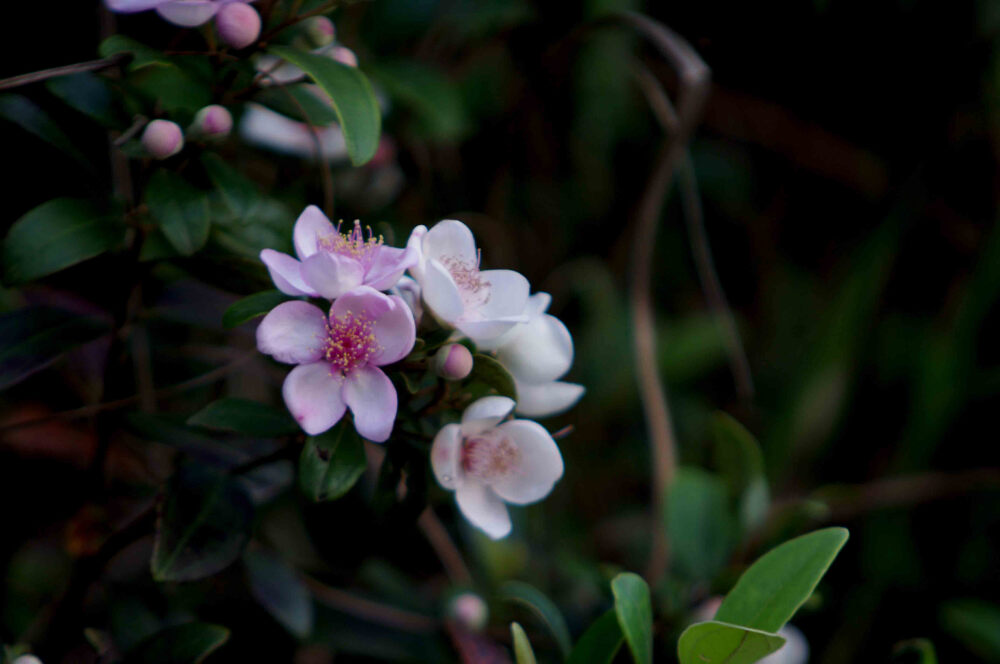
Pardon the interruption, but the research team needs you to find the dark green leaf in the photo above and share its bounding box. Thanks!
[245,549,314,638]
[500,581,572,659]
[940,599,1000,662]
[253,85,340,126]
[99,35,171,70]
[146,171,211,256]
[188,398,298,437]
[45,72,121,126]
[711,413,770,533]
[0,308,109,390]
[666,468,735,581]
[151,464,254,582]
[715,527,849,633]
[222,290,291,328]
[371,61,469,140]
[0,94,89,166]
[126,413,245,467]
[267,45,381,166]
[130,64,212,114]
[566,610,624,664]
[299,419,367,501]
[125,622,229,664]
[677,621,785,664]
[3,198,124,285]
[201,152,260,218]
[611,573,652,664]
[511,623,538,664]
[467,354,517,400]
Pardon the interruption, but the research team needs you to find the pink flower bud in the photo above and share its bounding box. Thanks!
[141,119,184,159]
[447,592,489,631]
[188,104,233,140]
[215,2,261,49]
[330,46,358,68]
[434,344,473,381]
[304,16,336,47]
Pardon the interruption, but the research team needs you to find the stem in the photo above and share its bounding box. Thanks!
[418,507,473,585]
[304,575,439,633]
[0,55,128,92]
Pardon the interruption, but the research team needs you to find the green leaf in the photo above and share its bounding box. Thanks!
[222,290,291,328]
[267,45,381,166]
[566,610,624,664]
[940,599,1000,662]
[666,468,735,581]
[500,581,572,659]
[253,85,340,126]
[3,198,124,285]
[130,64,213,114]
[124,622,229,664]
[611,573,652,664]
[188,398,298,437]
[892,639,938,664]
[201,152,260,219]
[245,549,314,638]
[0,308,109,390]
[677,621,786,664]
[715,527,849,633]
[711,413,770,532]
[371,61,469,140]
[511,623,538,664]
[467,353,517,400]
[0,94,89,167]
[298,419,367,501]
[98,35,171,70]
[151,464,254,582]
[45,72,121,127]
[145,171,211,256]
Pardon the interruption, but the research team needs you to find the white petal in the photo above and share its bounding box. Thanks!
[105,0,168,12]
[430,424,462,490]
[256,301,327,364]
[528,292,552,317]
[513,380,584,418]
[282,362,346,435]
[759,625,809,664]
[155,0,219,26]
[405,225,427,282]
[255,54,306,85]
[294,205,335,260]
[422,259,464,324]
[260,249,317,296]
[455,482,511,539]
[422,219,477,266]
[477,269,530,319]
[301,252,364,299]
[497,313,574,384]
[455,316,524,345]
[460,396,515,435]
[492,420,563,504]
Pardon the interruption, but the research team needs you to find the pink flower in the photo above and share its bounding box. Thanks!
[256,287,415,441]
[105,0,254,27]
[260,206,418,299]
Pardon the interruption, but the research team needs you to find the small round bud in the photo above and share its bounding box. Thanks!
[434,344,473,381]
[304,16,336,48]
[141,119,184,159]
[215,2,261,49]
[188,104,233,140]
[447,592,489,631]
[329,46,358,68]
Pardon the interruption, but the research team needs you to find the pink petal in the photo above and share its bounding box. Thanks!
[370,295,415,365]
[365,244,418,291]
[455,482,511,539]
[430,423,462,490]
[343,365,397,443]
[260,249,317,296]
[282,362,346,435]
[422,260,464,323]
[105,0,168,12]
[330,285,392,321]
[156,0,219,26]
[460,396,515,436]
[293,205,336,260]
[301,252,364,299]
[256,301,327,364]
[421,219,478,267]
[405,225,428,282]
[491,420,564,505]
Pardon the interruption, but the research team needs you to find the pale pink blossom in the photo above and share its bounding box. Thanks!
[105,0,254,27]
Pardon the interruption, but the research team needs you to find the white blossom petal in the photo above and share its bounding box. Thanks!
[430,423,463,490]
[294,204,335,260]
[423,259,464,323]
[491,420,563,504]
[497,313,574,384]
[455,482,511,539]
[513,380,585,418]
[476,269,530,320]
[156,0,220,26]
[421,219,477,266]
[460,396,515,435]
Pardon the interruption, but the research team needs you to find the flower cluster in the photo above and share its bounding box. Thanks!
[106,0,262,48]
[256,209,584,538]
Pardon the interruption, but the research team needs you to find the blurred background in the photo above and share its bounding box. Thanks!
[2,0,999,662]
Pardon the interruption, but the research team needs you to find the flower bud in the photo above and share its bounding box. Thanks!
[188,104,233,140]
[433,344,473,381]
[215,2,261,49]
[304,16,336,48]
[447,592,489,631]
[141,119,184,159]
[330,46,358,68]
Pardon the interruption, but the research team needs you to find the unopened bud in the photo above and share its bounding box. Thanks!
[434,344,473,381]
[330,46,358,68]
[304,16,336,48]
[447,592,489,631]
[215,2,261,49]
[141,119,183,159]
[188,104,233,140]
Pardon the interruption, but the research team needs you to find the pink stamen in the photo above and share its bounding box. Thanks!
[317,220,384,269]
[323,310,380,375]
[461,430,520,482]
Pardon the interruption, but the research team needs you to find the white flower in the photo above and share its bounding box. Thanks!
[240,99,349,162]
[407,220,529,346]
[431,396,563,539]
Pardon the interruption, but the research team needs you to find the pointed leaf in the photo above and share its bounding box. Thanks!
[611,573,652,664]
[500,581,572,658]
[298,419,367,501]
[511,623,538,664]
[188,398,298,437]
[665,468,734,581]
[222,290,291,328]
[245,549,314,638]
[468,353,517,400]
[677,621,785,664]
[145,171,210,256]
[0,94,89,167]
[253,85,340,126]
[566,610,623,664]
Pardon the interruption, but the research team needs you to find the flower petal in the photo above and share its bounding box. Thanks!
[392,276,423,324]
[430,423,463,490]
[330,285,392,321]
[405,225,428,282]
[455,482,511,539]
[370,295,416,365]
[155,0,219,26]
[477,269,530,319]
[422,260,464,323]
[492,420,564,504]
[460,396,515,435]
[343,365,397,443]
[256,301,327,364]
[293,204,335,260]
[497,313,574,384]
[365,244,418,291]
[455,317,525,345]
[513,380,585,418]
[301,252,364,299]
[421,219,477,267]
[260,249,317,296]
[282,362,346,435]
[105,0,168,12]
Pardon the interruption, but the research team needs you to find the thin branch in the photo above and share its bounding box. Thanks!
[418,507,474,585]
[304,575,439,633]
[0,55,128,92]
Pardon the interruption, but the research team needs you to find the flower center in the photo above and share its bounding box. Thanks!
[461,430,520,482]
[318,220,383,269]
[442,253,491,312]
[324,310,379,375]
